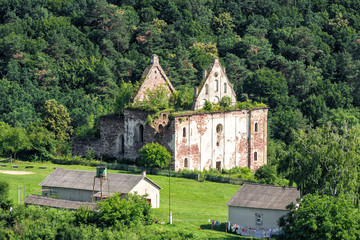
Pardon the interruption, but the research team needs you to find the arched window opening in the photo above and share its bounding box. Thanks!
[254,151,258,161]
[216,124,223,134]
[215,80,218,92]
[159,124,163,136]
[183,127,186,137]
[184,158,189,168]
[121,135,125,153]
[135,124,144,143]
[205,84,209,94]
[224,83,227,93]
[254,122,259,133]
[213,96,219,104]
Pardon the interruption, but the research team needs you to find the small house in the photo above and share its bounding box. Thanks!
[26,168,161,209]
[226,183,300,230]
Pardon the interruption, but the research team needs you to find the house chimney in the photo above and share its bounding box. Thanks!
[142,171,146,177]
[151,54,159,65]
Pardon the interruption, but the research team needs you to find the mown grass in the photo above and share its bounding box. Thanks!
[0,160,258,239]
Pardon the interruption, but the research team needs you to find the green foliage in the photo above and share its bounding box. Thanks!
[0,121,31,159]
[279,122,360,198]
[139,143,171,169]
[203,100,213,111]
[0,181,11,209]
[170,85,194,111]
[132,85,170,112]
[43,99,73,141]
[85,148,96,160]
[279,194,360,240]
[113,81,135,114]
[219,96,231,108]
[96,193,154,228]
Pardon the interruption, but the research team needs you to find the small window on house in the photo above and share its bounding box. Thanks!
[254,122,259,133]
[216,141,220,146]
[215,80,218,92]
[255,213,263,225]
[205,84,209,94]
[224,83,227,93]
[254,151,258,161]
[216,124,223,133]
[184,158,189,168]
[214,72,218,77]
[183,127,186,137]
[213,96,219,104]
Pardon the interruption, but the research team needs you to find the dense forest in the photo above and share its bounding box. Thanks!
[1,0,360,168]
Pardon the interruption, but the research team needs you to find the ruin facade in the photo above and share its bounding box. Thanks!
[73,55,268,171]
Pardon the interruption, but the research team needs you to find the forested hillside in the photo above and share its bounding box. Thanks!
[1,0,360,158]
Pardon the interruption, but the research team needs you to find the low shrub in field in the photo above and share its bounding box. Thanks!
[75,193,154,228]
[138,143,171,169]
[0,195,195,239]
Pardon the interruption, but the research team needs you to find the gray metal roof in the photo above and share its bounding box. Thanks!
[40,168,161,193]
[24,194,97,210]
[226,183,300,211]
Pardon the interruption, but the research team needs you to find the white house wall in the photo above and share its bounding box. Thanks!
[131,179,160,208]
[228,206,288,229]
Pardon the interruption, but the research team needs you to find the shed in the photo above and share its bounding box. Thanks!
[37,168,161,208]
[24,194,97,210]
[226,183,300,230]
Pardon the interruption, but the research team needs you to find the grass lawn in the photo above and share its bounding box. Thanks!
[0,160,255,239]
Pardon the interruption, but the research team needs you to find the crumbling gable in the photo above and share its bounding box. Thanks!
[192,58,236,110]
[133,54,175,103]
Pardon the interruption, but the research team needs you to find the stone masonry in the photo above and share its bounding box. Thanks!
[72,55,268,171]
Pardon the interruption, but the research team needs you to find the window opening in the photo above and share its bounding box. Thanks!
[136,124,144,143]
[216,161,221,172]
[121,135,125,153]
[254,151,258,161]
[255,122,259,133]
[255,213,263,225]
[224,83,227,93]
[184,158,188,168]
[183,127,186,137]
[216,124,223,133]
[215,80,218,92]
[205,84,209,94]
[159,124,163,136]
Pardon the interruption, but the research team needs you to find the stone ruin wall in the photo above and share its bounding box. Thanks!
[173,108,268,172]
[72,114,125,159]
[123,109,175,161]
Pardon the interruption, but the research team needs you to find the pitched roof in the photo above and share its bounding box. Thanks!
[24,194,97,210]
[40,168,161,193]
[195,58,235,100]
[132,54,175,102]
[226,183,300,211]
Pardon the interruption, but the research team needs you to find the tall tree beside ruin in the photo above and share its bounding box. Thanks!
[43,99,73,141]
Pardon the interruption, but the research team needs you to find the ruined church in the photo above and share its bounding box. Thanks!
[73,55,268,171]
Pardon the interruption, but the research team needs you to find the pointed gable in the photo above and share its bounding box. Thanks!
[192,58,237,110]
[133,54,175,103]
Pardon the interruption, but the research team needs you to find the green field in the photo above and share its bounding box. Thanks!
[0,160,251,239]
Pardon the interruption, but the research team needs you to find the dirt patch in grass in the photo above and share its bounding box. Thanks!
[0,170,34,175]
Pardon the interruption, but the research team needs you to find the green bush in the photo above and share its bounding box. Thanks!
[96,193,154,228]
[219,96,232,108]
[138,143,171,169]
[0,181,11,209]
